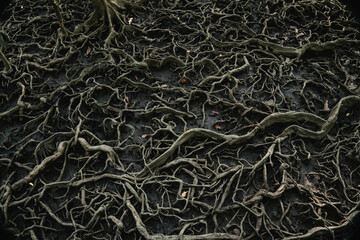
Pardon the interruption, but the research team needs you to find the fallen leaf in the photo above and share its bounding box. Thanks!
[263,99,275,106]
[167,97,171,103]
[180,77,187,84]
[29,182,34,187]
[141,134,147,139]
[346,113,350,117]
[128,17,133,25]
[161,84,168,88]
[135,75,138,81]
[86,47,91,56]
[181,191,188,197]
[211,110,219,115]
[125,97,131,104]
[214,124,221,130]
[323,99,329,111]
[304,176,313,188]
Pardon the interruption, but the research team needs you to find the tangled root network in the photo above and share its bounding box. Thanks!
[0,0,360,239]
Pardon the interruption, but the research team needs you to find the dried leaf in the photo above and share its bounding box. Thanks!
[304,176,313,188]
[161,84,168,88]
[323,99,329,111]
[29,182,34,187]
[346,112,350,117]
[86,47,91,56]
[214,124,221,130]
[263,99,275,106]
[135,75,138,81]
[125,97,131,104]
[167,97,171,103]
[128,17,133,25]
[211,110,219,115]
[180,77,187,84]
[181,191,188,197]
[141,134,147,139]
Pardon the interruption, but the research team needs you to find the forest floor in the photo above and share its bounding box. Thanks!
[0,0,360,239]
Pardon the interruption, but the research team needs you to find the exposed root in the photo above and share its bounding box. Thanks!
[0,0,359,239]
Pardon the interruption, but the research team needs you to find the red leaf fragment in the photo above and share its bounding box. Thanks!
[214,124,221,130]
[212,110,219,115]
[180,77,187,84]
[125,97,131,104]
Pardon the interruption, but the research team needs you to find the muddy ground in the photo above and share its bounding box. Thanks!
[0,0,360,239]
